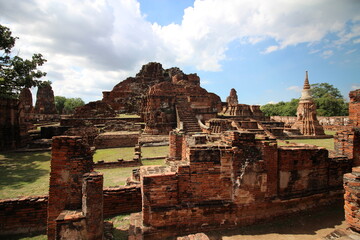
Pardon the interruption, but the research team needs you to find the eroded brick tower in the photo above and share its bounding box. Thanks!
[291,71,325,136]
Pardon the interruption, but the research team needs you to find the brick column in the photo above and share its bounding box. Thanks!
[344,167,360,233]
[82,172,104,240]
[169,131,185,160]
[335,129,360,166]
[47,136,93,240]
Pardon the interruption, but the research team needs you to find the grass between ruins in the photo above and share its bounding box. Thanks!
[0,146,168,199]
[277,130,336,150]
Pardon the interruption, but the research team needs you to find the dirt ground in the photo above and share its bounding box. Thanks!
[205,201,348,240]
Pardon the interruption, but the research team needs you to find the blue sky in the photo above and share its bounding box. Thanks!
[1,0,359,105]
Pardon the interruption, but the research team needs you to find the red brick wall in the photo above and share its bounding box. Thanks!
[0,185,142,236]
[344,166,360,232]
[47,136,93,240]
[335,129,360,166]
[278,146,329,198]
[0,196,48,236]
[103,185,142,217]
[94,132,139,148]
[349,89,360,127]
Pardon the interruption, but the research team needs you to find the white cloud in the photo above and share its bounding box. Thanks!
[346,49,357,54]
[352,85,360,90]
[1,0,359,102]
[287,86,302,92]
[322,50,334,58]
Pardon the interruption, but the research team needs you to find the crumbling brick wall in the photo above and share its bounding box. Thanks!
[133,131,351,239]
[0,97,29,151]
[47,136,93,239]
[0,196,48,236]
[334,129,360,166]
[349,89,360,127]
[34,84,57,114]
[344,166,360,233]
[0,185,142,236]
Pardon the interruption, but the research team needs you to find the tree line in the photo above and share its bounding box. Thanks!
[1,24,85,114]
[261,83,348,117]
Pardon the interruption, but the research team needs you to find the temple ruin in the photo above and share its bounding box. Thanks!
[291,71,325,136]
[34,83,57,115]
[1,61,359,239]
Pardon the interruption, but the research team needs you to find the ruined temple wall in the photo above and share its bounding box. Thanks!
[344,166,360,233]
[138,131,351,238]
[0,196,48,236]
[0,185,142,236]
[47,136,93,240]
[349,89,360,127]
[334,129,360,166]
[278,147,329,199]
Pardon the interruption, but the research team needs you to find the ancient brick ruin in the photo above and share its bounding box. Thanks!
[34,84,57,115]
[334,89,360,166]
[349,89,360,127]
[291,71,325,136]
[103,62,171,114]
[142,71,221,134]
[129,130,351,239]
[19,88,34,116]
[47,136,103,240]
[0,97,29,150]
[221,88,265,120]
[344,166,360,233]
[73,100,116,118]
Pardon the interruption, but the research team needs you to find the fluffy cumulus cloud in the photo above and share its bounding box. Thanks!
[0,0,359,101]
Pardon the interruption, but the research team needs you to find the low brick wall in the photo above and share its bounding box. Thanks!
[0,186,141,236]
[0,196,48,236]
[94,160,141,169]
[94,131,140,148]
[60,117,141,127]
[103,185,142,217]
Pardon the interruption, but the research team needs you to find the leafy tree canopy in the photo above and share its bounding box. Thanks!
[55,96,67,114]
[55,96,85,114]
[0,24,47,98]
[261,83,348,117]
[63,97,85,114]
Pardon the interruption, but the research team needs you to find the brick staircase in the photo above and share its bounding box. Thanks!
[176,97,202,133]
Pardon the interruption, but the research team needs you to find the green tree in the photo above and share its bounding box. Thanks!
[0,24,47,98]
[311,83,348,116]
[261,83,348,117]
[261,99,299,117]
[63,98,85,114]
[55,96,67,114]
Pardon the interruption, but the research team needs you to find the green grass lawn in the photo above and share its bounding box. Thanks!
[278,137,335,151]
[0,146,168,199]
[93,146,168,162]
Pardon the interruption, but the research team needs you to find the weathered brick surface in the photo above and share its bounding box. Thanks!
[349,89,360,127]
[132,130,351,239]
[0,185,142,236]
[103,185,142,217]
[292,72,325,136]
[94,131,139,148]
[34,84,57,114]
[73,100,116,118]
[334,128,360,165]
[278,146,329,198]
[82,172,104,240]
[344,166,360,233]
[143,72,221,134]
[0,196,48,236]
[47,136,93,239]
[0,97,29,151]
